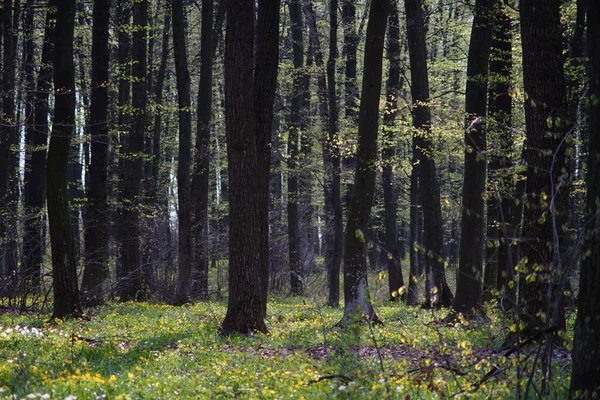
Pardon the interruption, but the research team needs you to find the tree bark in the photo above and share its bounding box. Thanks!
[571,3,600,396]
[219,0,280,335]
[405,0,453,308]
[518,0,568,332]
[47,0,83,319]
[454,0,494,315]
[382,0,404,299]
[341,0,390,325]
[81,0,111,307]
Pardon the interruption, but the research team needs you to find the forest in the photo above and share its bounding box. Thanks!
[0,0,599,398]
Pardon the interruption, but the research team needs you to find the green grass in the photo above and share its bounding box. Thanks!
[0,298,572,399]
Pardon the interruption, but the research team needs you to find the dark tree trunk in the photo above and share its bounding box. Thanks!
[405,0,453,308]
[571,3,600,396]
[382,0,404,299]
[454,0,494,315]
[287,0,305,296]
[119,0,147,301]
[219,0,280,335]
[191,0,214,299]
[485,4,513,304]
[23,0,54,293]
[0,0,19,295]
[341,0,390,325]
[326,0,342,307]
[47,0,83,319]
[518,0,568,332]
[172,0,193,302]
[81,0,111,306]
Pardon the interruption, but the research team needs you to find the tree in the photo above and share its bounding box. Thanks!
[172,0,193,302]
[404,0,453,308]
[454,0,495,315]
[341,0,390,325]
[570,2,600,396]
[47,0,83,319]
[219,0,280,334]
[119,0,148,301]
[518,0,568,333]
[325,0,343,307]
[81,0,111,306]
[191,0,215,299]
[382,0,404,299]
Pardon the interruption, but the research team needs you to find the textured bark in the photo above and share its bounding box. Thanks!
[341,0,390,324]
[81,0,111,306]
[326,0,342,307]
[219,0,280,335]
[287,0,305,296]
[571,3,600,396]
[119,0,147,301]
[47,0,83,319]
[405,0,453,308]
[172,0,193,302]
[191,0,214,299]
[407,159,420,306]
[454,0,494,315]
[518,0,568,332]
[382,0,404,299]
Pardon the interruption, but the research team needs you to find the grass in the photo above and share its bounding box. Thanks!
[0,293,573,399]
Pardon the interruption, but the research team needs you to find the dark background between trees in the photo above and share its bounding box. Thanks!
[0,0,599,396]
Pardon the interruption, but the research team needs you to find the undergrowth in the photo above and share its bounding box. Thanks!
[0,299,572,399]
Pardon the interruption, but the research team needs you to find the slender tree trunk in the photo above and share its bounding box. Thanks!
[571,3,600,396]
[288,0,305,295]
[172,0,193,302]
[191,0,214,300]
[341,0,390,325]
[382,0,404,299]
[454,0,494,315]
[407,160,420,306]
[405,0,453,308]
[47,0,83,319]
[119,0,148,301]
[81,0,111,306]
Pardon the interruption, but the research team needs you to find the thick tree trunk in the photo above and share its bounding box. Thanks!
[571,3,600,396]
[341,0,390,325]
[191,0,214,299]
[405,0,453,308]
[518,0,568,332]
[454,0,494,315]
[382,0,404,299]
[172,0,193,302]
[47,0,83,319]
[119,0,147,301]
[220,0,280,335]
[81,0,111,306]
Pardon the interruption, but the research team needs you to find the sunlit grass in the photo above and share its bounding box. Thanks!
[0,298,571,399]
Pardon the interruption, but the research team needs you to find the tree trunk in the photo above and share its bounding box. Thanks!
[454,0,494,315]
[382,0,404,299]
[191,0,214,300]
[47,0,83,319]
[405,0,453,308]
[119,0,147,301]
[81,0,111,306]
[518,0,568,333]
[341,0,390,325]
[172,0,193,302]
[219,0,280,335]
[571,3,600,396]
[287,0,305,296]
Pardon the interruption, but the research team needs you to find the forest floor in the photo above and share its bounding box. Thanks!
[0,298,573,399]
